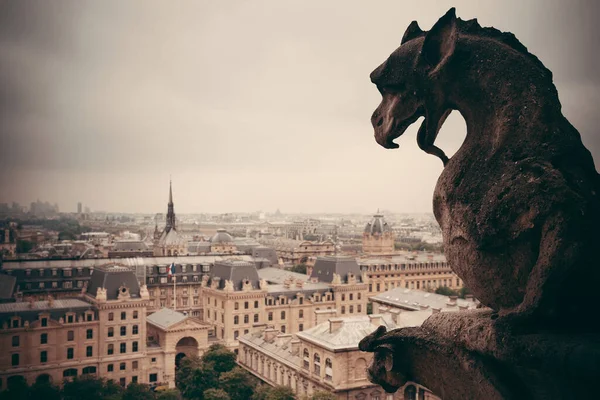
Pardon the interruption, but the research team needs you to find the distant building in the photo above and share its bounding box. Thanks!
[370,288,478,315]
[77,202,82,214]
[108,240,154,258]
[238,312,439,399]
[362,212,395,254]
[154,181,187,256]
[258,238,335,265]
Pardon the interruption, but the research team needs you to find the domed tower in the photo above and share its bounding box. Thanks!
[362,211,395,254]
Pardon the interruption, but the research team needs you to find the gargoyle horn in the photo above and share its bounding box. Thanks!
[401,21,424,45]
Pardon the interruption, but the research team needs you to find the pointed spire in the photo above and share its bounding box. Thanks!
[169,176,173,204]
[165,178,176,232]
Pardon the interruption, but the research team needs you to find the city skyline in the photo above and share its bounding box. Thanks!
[1,0,599,214]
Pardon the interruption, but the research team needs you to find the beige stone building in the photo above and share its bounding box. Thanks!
[238,313,439,400]
[362,213,395,255]
[258,238,335,265]
[359,253,463,297]
[0,265,211,390]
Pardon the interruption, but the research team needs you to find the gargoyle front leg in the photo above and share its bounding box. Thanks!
[417,109,451,166]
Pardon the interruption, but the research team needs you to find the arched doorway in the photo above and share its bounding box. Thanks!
[36,374,52,384]
[175,336,199,368]
[7,375,26,390]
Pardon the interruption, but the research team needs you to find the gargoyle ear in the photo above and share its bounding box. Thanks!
[421,7,458,72]
[401,21,423,45]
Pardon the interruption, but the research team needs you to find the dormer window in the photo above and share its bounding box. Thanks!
[41,317,48,327]
[11,317,20,328]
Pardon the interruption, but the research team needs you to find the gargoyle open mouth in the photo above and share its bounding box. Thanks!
[380,106,424,149]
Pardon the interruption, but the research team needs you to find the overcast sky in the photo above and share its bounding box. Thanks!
[1,0,598,214]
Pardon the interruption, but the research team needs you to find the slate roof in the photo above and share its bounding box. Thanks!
[0,298,91,313]
[159,228,186,246]
[296,314,397,351]
[147,308,187,329]
[364,213,392,235]
[210,229,234,244]
[371,288,477,311]
[87,265,141,300]
[251,246,278,265]
[310,256,362,284]
[210,259,260,290]
[112,240,149,251]
[0,273,16,301]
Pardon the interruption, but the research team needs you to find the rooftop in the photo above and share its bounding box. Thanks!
[257,267,309,284]
[0,298,91,314]
[147,308,187,329]
[297,314,397,351]
[371,288,477,311]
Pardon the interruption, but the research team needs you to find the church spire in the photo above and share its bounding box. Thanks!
[165,179,176,232]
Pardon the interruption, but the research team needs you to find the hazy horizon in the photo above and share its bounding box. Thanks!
[1,0,598,215]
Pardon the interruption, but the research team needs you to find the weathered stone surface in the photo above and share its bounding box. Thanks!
[362,7,600,399]
[369,7,600,330]
[359,310,600,400]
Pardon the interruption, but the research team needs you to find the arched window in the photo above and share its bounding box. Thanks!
[314,353,321,375]
[303,349,310,369]
[325,358,333,381]
[63,368,77,378]
[82,366,96,375]
[355,358,367,380]
[404,385,417,400]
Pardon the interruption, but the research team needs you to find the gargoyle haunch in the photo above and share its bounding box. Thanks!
[369,8,600,329]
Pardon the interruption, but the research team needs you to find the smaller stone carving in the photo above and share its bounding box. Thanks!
[331,273,342,285]
[259,279,268,290]
[96,287,107,302]
[224,280,234,292]
[242,279,253,292]
[139,284,150,300]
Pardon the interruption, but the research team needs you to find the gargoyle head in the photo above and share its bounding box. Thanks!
[370,8,458,149]
[358,326,409,393]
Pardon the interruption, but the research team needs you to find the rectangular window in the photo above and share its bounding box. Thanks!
[41,317,48,327]
[132,361,138,370]
[121,312,126,320]
[235,302,239,310]
[120,326,126,336]
[234,331,239,339]
[299,310,304,318]
[108,327,114,337]
[120,362,126,371]
[120,343,126,354]
[86,329,93,339]
[133,311,138,319]
[11,336,19,347]
[254,301,259,308]
[132,341,138,352]
[133,325,138,335]
[299,323,304,331]
[86,346,93,357]
[149,374,158,383]
[244,315,249,324]
[67,315,73,323]
[108,344,114,355]
[268,312,273,321]
[40,333,47,344]
[281,325,286,333]
[281,311,286,320]
[108,312,114,321]
[40,350,47,363]
[11,319,19,328]
[244,301,249,309]
[254,314,259,323]
[67,348,74,359]
[132,376,138,383]
[11,354,19,366]
[119,378,126,387]
[67,331,74,341]
[86,314,93,322]
[350,293,353,301]
[108,364,114,372]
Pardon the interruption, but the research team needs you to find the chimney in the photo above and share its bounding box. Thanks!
[389,309,400,324]
[432,307,441,314]
[369,314,383,326]
[315,309,337,325]
[329,318,344,333]
[290,338,300,355]
[459,305,469,311]
[295,279,304,288]
[465,294,474,302]
[263,328,278,342]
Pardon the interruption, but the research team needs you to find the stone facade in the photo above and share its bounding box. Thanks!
[362,213,395,254]
[238,314,438,400]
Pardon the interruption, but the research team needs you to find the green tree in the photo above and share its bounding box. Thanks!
[156,389,181,400]
[290,264,307,274]
[219,367,257,400]
[435,286,458,297]
[252,385,295,400]
[16,239,33,253]
[28,382,61,400]
[311,391,337,400]
[0,376,28,400]
[459,286,472,299]
[203,389,230,400]
[177,366,217,400]
[123,382,155,400]
[62,376,124,400]
[201,344,237,375]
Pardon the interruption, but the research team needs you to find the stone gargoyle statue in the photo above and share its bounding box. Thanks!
[360,7,600,400]
[369,7,600,329]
